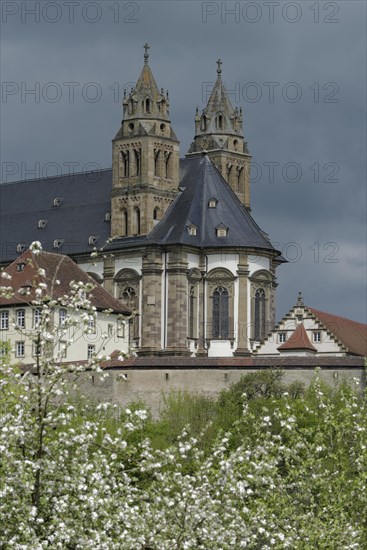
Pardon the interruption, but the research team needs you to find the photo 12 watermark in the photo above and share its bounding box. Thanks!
[1,161,105,182]
[0,1,140,24]
[202,81,340,104]
[1,81,137,104]
[201,2,340,24]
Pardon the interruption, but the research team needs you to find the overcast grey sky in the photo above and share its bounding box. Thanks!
[1,0,366,323]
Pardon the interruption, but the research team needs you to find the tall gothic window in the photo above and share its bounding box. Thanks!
[164,151,171,179]
[153,207,159,221]
[133,207,140,235]
[212,287,229,339]
[122,209,128,236]
[134,149,141,176]
[154,149,161,177]
[145,98,150,113]
[218,114,223,129]
[255,288,266,340]
[120,286,139,339]
[226,163,232,183]
[236,166,243,191]
[122,151,129,177]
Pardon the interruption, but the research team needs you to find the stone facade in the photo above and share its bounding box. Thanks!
[95,47,282,358]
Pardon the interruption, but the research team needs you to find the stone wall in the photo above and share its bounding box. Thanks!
[77,364,365,419]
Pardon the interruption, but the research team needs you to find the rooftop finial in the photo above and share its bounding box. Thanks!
[144,42,150,64]
[216,58,222,78]
[297,291,304,306]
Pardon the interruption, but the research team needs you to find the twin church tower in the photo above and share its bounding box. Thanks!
[111,44,251,239]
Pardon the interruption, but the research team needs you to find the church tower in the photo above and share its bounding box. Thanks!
[187,60,251,208]
[111,44,180,238]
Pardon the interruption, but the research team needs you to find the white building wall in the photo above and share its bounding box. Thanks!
[187,253,200,269]
[207,253,238,274]
[114,256,142,275]
[0,306,129,365]
[248,254,270,275]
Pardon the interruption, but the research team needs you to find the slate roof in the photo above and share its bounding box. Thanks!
[147,155,282,254]
[0,156,282,263]
[0,250,130,315]
[308,307,367,357]
[0,170,112,264]
[277,323,317,352]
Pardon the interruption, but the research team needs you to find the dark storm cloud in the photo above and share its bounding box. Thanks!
[0,0,366,322]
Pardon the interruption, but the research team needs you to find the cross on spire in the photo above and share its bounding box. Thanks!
[216,58,222,77]
[144,43,150,64]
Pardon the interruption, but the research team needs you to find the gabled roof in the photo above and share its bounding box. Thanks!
[147,155,282,254]
[308,307,367,357]
[0,250,130,315]
[0,170,112,264]
[277,323,317,352]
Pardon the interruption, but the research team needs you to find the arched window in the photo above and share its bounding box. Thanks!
[120,286,139,339]
[134,149,140,176]
[255,288,266,340]
[122,209,128,236]
[153,207,159,221]
[201,115,207,131]
[115,269,141,343]
[128,98,134,115]
[236,166,243,191]
[145,98,150,114]
[133,207,140,235]
[154,149,161,177]
[212,287,229,339]
[226,163,232,183]
[218,114,223,129]
[122,151,129,177]
[164,151,171,179]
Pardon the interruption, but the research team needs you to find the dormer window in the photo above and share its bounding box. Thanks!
[53,239,64,249]
[216,224,228,238]
[104,212,111,222]
[16,243,25,253]
[16,262,26,272]
[208,198,218,208]
[188,224,197,236]
[53,197,62,207]
[88,235,97,246]
[38,219,47,229]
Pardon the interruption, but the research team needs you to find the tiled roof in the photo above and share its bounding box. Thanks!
[277,323,317,352]
[20,354,365,372]
[102,355,364,369]
[0,250,130,315]
[308,307,367,357]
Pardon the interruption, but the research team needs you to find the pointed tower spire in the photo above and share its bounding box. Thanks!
[187,59,251,209]
[111,46,180,238]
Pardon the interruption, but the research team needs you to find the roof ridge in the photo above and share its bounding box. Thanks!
[308,306,367,328]
[0,168,112,187]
